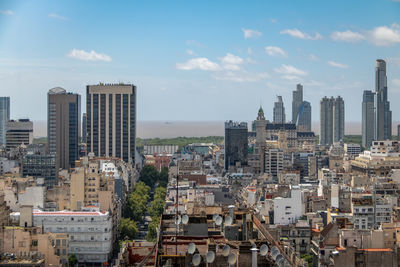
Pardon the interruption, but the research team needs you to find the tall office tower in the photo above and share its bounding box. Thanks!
[362,90,375,148]
[48,87,81,170]
[273,96,286,123]
[82,113,87,144]
[86,84,136,164]
[224,121,248,170]
[292,84,303,123]
[297,101,312,132]
[398,125,400,141]
[320,96,345,145]
[255,106,267,173]
[375,59,392,140]
[333,96,345,143]
[6,119,33,150]
[0,97,10,146]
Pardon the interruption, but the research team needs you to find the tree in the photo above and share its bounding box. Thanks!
[140,165,160,187]
[68,254,78,267]
[158,167,169,187]
[120,218,138,240]
[146,216,160,242]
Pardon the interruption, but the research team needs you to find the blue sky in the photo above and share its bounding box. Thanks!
[0,0,399,127]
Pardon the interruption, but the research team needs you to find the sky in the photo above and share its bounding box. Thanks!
[0,0,400,127]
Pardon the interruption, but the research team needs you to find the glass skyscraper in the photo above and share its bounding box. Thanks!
[273,95,286,123]
[375,59,392,140]
[362,90,375,148]
[0,97,10,146]
[297,101,312,132]
[320,96,344,145]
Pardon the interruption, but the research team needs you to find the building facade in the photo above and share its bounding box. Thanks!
[375,59,392,141]
[297,101,311,132]
[320,96,345,145]
[48,87,81,170]
[273,95,286,123]
[22,153,58,188]
[224,121,248,170]
[82,113,87,144]
[5,119,33,150]
[362,90,375,148]
[292,84,303,123]
[86,84,136,165]
[0,97,10,146]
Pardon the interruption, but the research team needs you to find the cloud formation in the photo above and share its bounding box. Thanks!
[176,57,221,71]
[265,46,287,57]
[0,10,13,15]
[67,49,112,62]
[49,13,67,20]
[242,28,262,39]
[327,61,348,68]
[280,28,322,40]
[219,53,244,70]
[331,30,365,42]
[274,64,307,76]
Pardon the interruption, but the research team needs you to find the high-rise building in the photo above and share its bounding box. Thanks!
[0,97,10,146]
[320,96,345,145]
[273,96,286,123]
[6,119,33,150]
[22,153,58,188]
[292,84,303,123]
[297,101,311,132]
[48,87,81,170]
[398,124,400,141]
[82,113,87,144]
[265,148,283,181]
[86,84,136,164]
[255,106,267,173]
[224,121,248,170]
[362,90,375,148]
[375,59,392,140]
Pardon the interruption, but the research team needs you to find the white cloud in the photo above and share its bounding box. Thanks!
[213,71,269,82]
[67,49,112,62]
[280,28,322,40]
[0,10,13,15]
[48,13,67,20]
[309,54,319,61]
[176,57,221,71]
[274,64,307,76]
[331,30,365,42]
[369,23,400,46]
[265,46,287,57]
[281,75,302,81]
[242,28,262,39]
[327,61,348,68]
[218,53,244,71]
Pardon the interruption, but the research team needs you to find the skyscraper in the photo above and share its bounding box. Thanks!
[362,90,375,148]
[6,119,33,150]
[297,101,312,132]
[375,59,392,140]
[273,96,286,123]
[0,97,10,146]
[82,113,87,144]
[320,96,344,145]
[48,87,81,170]
[224,121,248,170]
[86,84,136,164]
[292,84,303,123]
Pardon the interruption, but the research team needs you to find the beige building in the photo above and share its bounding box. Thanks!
[5,119,33,150]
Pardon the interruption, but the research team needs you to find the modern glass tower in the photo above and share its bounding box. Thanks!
[375,59,392,140]
[273,96,286,123]
[0,97,10,146]
[292,84,303,123]
[224,121,248,170]
[48,87,81,170]
[320,96,344,145]
[86,84,136,165]
[297,101,312,132]
[362,90,375,148]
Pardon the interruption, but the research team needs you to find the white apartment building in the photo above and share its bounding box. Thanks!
[33,208,112,263]
[344,143,361,157]
[273,189,303,225]
[265,149,284,181]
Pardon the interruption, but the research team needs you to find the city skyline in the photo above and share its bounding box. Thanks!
[0,1,400,124]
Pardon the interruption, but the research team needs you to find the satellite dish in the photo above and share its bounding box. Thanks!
[271,246,280,255]
[206,251,215,263]
[228,253,237,265]
[283,259,291,267]
[276,254,284,263]
[276,257,284,267]
[192,254,201,266]
[182,215,189,225]
[188,243,196,254]
[213,214,219,222]
[225,216,233,226]
[260,244,269,256]
[176,215,182,224]
[215,244,219,253]
[271,250,281,261]
[222,245,230,257]
[215,216,223,226]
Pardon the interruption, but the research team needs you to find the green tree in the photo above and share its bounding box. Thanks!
[125,182,151,222]
[68,254,78,267]
[159,167,169,187]
[140,165,160,187]
[120,218,138,239]
[146,216,160,242]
